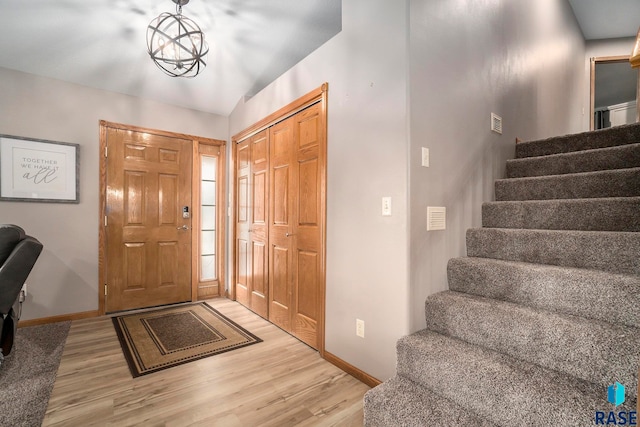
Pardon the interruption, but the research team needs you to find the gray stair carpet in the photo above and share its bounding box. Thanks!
[495,167,640,201]
[364,123,640,426]
[447,257,640,328]
[506,142,640,178]
[515,122,640,158]
[482,197,640,231]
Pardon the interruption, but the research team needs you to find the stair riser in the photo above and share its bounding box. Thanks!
[495,168,640,201]
[447,257,640,328]
[516,123,640,158]
[424,291,640,394]
[466,228,640,275]
[481,198,640,231]
[507,143,640,178]
[396,331,638,427]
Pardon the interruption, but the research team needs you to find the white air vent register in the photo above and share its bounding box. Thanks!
[427,206,446,231]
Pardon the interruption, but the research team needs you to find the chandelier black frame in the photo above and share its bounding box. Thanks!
[147,0,209,78]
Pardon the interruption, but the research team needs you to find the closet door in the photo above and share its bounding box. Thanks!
[235,131,269,318]
[268,103,324,349]
[249,131,269,318]
[268,117,295,331]
[290,103,323,349]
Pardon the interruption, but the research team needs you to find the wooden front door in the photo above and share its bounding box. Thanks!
[235,130,269,319]
[105,127,192,312]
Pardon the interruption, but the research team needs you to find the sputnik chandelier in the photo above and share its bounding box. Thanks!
[146,0,209,77]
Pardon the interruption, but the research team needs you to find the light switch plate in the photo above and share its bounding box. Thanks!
[421,147,429,167]
[382,197,392,216]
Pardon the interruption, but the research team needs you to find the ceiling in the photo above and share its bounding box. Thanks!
[0,0,342,116]
[567,0,640,40]
[0,1,637,117]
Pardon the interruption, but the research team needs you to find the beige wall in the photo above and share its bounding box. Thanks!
[408,0,585,332]
[229,0,411,381]
[0,67,228,320]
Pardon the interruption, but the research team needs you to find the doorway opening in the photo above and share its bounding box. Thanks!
[590,56,637,130]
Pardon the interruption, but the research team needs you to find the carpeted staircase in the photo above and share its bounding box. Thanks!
[364,123,640,426]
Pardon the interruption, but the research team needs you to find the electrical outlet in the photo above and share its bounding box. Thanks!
[382,197,391,216]
[356,319,365,338]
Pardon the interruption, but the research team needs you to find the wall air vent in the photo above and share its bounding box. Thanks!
[427,206,446,231]
[491,113,503,134]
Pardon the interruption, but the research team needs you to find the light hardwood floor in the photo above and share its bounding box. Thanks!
[43,298,370,426]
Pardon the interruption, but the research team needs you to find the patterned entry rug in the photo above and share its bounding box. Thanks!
[112,302,262,377]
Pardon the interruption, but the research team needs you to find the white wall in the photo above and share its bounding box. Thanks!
[229,0,410,381]
[0,67,228,320]
[408,0,585,330]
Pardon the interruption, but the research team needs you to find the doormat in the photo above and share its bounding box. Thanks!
[112,302,262,377]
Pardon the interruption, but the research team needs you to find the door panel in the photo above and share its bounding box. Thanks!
[268,118,295,331]
[291,103,323,349]
[235,140,251,308]
[249,132,269,318]
[235,131,270,319]
[106,128,192,312]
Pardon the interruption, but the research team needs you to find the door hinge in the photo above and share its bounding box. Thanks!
[104,215,108,227]
[104,284,108,296]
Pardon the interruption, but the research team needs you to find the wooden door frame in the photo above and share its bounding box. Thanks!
[98,120,226,315]
[230,83,328,355]
[590,55,631,130]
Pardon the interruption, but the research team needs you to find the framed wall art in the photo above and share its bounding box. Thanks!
[0,134,79,203]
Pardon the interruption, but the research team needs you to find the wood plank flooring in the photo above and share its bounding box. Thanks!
[43,298,370,426]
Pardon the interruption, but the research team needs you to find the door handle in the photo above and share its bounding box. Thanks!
[285,232,295,237]
[177,225,190,230]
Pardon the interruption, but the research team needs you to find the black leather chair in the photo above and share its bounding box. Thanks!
[0,224,43,361]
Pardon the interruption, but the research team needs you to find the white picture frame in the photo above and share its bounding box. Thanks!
[0,134,79,203]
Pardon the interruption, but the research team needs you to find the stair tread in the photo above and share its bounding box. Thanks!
[424,290,640,391]
[498,165,640,182]
[448,256,640,328]
[516,122,640,158]
[397,329,638,427]
[364,376,495,427]
[481,197,640,231]
[507,143,640,178]
[495,167,640,201]
[466,227,640,275]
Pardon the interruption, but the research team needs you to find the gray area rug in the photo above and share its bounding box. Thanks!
[0,321,70,427]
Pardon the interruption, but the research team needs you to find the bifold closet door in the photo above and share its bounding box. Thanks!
[269,103,324,349]
[235,130,269,319]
